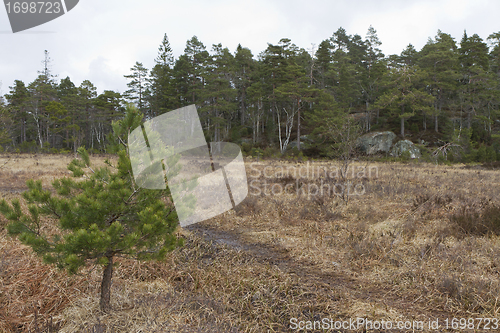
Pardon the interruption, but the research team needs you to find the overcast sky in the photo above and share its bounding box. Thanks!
[1,0,499,97]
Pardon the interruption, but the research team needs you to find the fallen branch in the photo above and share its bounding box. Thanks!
[432,142,461,158]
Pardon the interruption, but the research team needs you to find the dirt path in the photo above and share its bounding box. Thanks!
[186,223,455,329]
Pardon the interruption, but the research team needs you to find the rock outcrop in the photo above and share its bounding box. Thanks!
[391,139,421,159]
[356,131,396,155]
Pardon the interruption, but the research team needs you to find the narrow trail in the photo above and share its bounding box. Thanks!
[186,223,455,326]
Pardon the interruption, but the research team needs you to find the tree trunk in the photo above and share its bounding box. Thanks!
[366,100,370,132]
[488,106,492,134]
[401,117,405,137]
[297,104,301,151]
[240,89,246,126]
[435,102,440,133]
[100,253,113,313]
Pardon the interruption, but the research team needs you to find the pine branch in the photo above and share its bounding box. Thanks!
[104,213,122,227]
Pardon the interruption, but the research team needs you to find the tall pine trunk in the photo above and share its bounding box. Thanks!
[400,105,405,137]
[100,253,113,312]
[240,89,246,126]
[297,104,301,151]
[365,100,370,132]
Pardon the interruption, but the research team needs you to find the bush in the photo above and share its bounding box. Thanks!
[450,202,500,237]
[58,148,72,154]
[249,147,264,159]
[263,146,279,158]
[297,150,307,162]
[485,146,496,162]
[415,145,431,162]
[241,142,252,155]
[18,140,38,153]
[476,145,487,162]
[283,147,299,159]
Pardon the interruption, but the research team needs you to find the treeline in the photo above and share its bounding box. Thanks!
[0,50,123,153]
[1,27,500,159]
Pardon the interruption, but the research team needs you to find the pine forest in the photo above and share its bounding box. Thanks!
[1,27,500,162]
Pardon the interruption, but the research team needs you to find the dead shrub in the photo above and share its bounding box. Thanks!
[413,193,453,210]
[234,196,259,216]
[449,202,500,237]
[299,204,321,220]
[439,275,462,298]
[275,174,295,185]
[298,194,342,222]
[360,206,390,225]
[345,222,387,260]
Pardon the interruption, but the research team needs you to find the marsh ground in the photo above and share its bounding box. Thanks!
[1,154,499,332]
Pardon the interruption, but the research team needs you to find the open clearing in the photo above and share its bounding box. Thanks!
[1,154,500,332]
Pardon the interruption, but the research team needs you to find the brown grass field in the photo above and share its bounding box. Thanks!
[1,154,500,332]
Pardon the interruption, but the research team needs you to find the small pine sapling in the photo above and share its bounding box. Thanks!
[0,105,183,313]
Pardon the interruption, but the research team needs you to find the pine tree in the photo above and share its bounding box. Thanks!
[201,43,237,143]
[58,77,83,151]
[27,74,57,148]
[78,80,98,150]
[148,34,177,117]
[246,61,267,144]
[262,38,313,151]
[487,32,500,133]
[0,94,11,148]
[172,54,192,106]
[44,100,70,149]
[234,44,254,126]
[5,80,30,145]
[155,33,175,67]
[0,105,183,313]
[314,39,333,90]
[183,36,210,105]
[123,62,149,113]
[360,25,386,130]
[38,50,57,82]
[488,32,500,75]
[330,28,358,109]
[459,32,492,130]
[375,45,435,137]
[94,90,125,150]
[306,90,340,156]
[418,30,460,132]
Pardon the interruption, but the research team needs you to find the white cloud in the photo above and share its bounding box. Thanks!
[1,0,499,95]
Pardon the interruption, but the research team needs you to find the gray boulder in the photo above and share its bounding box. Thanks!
[356,131,396,155]
[288,140,309,150]
[287,135,314,150]
[391,139,421,159]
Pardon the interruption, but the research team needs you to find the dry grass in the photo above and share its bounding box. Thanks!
[1,154,500,332]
